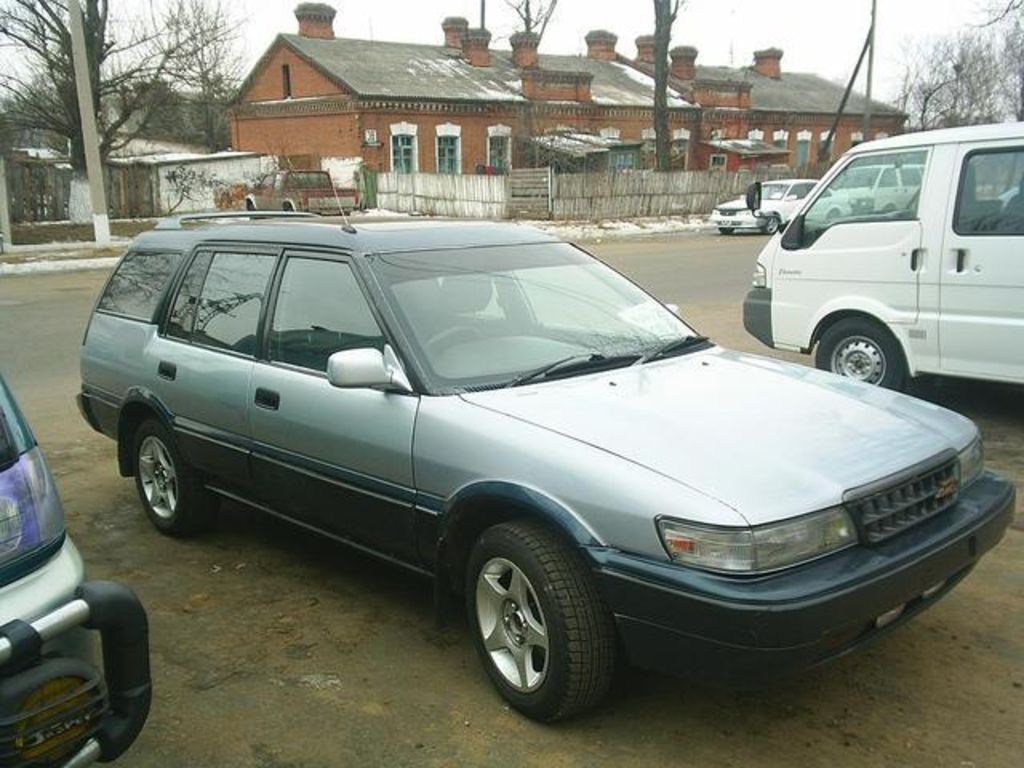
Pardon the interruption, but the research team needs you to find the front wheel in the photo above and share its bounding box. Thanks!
[760,215,780,234]
[815,317,908,390]
[717,227,734,235]
[133,419,215,536]
[466,520,615,722]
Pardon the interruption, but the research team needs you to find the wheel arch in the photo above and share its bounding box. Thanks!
[809,309,916,376]
[116,388,174,477]
[435,482,601,596]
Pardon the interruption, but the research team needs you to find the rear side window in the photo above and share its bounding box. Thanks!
[166,252,213,340]
[955,148,1024,235]
[191,252,276,356]
[98,251,181,320]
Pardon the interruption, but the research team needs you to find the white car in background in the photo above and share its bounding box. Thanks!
[710,179,818,235]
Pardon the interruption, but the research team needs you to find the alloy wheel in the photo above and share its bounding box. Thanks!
[138,435,179,520]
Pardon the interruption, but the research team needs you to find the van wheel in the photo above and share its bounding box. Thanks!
[133,419,214,537]
[717,227,734,235]
[761,215,780,234]
[245,199,255,211]
[815,318,907,390]
[282,201,295,212]
[466,520,615,722]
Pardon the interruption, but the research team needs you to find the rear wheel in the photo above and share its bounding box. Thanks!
[466,520,615,722]
[133,419,214,536]
[245,198,256,211]
[717,227,735,235]
[815,317,908,390]
[282,201,295,212]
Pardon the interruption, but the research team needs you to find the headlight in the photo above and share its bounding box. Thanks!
[658,507,856,574]
[0,447,65,569]
[957,437,984,489]
[752,263,767,288]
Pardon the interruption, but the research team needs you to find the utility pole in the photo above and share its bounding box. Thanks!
[862,0,877,138]
[68,0,110,245]
[0,157,11,252]
[480,0,486,29]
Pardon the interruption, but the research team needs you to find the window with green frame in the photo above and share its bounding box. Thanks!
[437,135,460,174]
[392,134,416,173]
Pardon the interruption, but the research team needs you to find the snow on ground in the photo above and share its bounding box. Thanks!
[526,215,711,241]
[0,256,120,276]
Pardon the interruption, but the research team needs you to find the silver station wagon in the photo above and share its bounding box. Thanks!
[78,213,1015,721]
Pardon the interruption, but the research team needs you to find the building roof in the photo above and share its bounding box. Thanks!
[531,132,643,157]
[702,138,789,157]
[694,65,900,115]
[276,33,693,108]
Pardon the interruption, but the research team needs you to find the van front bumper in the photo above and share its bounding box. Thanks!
[591,471,1015,687]
[742,286,773,347]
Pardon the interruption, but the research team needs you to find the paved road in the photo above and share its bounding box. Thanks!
[0,232,1021,768]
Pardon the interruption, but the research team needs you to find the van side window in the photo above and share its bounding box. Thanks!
[955,149,1024,235]
[269,258,385,372]
[801,150,927,247]
[191,252,277,356]
[166,252,213,340]
[98,251,181,321]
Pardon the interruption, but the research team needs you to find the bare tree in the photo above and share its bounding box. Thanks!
[0,0,237,168]
[983,0,1023,24]
[1000,17,1024,120]
[652,0,684,172]
[503,0,559,42]
[896,32,1002,129]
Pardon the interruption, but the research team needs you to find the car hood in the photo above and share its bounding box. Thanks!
[716,197,747,210]
[460,348,976,526]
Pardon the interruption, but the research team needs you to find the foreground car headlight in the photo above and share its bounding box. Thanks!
[0,447,64,569]
[752,263,767,288]
[658,507,856,574]
[957,437,984,489]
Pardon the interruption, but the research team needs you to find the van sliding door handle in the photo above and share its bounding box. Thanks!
[954,248,968,273]
[910,248,924,271]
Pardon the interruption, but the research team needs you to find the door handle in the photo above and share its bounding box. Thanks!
[254,387,280,411]
[157,361,177,381]
[954,248,968,273]
[910,248,924,271]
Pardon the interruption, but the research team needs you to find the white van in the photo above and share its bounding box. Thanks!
[743,123,1024,389]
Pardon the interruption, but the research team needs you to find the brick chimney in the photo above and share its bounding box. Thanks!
[670,46,698,80]
[635,35,656,65]
[442,16,468,49]
[521,70,592,102]
[463,28,492,67]
[295,2,336,40]
[510,31,540,68]
[585,30,618,61]
[753,47,784,79]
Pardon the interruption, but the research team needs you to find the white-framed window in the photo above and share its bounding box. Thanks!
[435,123,461,174]
[709,153,727,170]
[710,129,723,140]
[795,130,813,167]
[641,128,656,141]
[875,131,889,140]
[390,122,418,174]
[487,124,512,172]
[672,128,691,141]
[364,128,379,146]
[599,127,621,140]
[670,127,690,169]
[850,130,864,145]
[772,129,789,148]
[818,129,833,160]
[747,129,764,141]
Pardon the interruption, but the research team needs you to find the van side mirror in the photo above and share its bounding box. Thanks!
[326,345,413,393]
[781,214,804,250]
[745,182,762,212]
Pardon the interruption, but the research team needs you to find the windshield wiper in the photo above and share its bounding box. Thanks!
[508,353,641,387]
[639,335,711,364]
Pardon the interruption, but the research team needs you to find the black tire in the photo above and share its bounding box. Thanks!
[815,317,908,390]
[760,215,780,234]
[466,520,615,722]
[245,198,256,211]
[282,201,295,212]
[717,227,734,235]
[132,419,215,537]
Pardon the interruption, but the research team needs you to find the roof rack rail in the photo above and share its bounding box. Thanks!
[154,211,321,230]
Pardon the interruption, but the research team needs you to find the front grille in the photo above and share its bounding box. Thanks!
[845,456,959,544]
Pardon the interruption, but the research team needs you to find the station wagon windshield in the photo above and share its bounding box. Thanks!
[369,243,696,392]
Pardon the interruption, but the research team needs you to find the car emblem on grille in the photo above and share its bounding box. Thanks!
[934,476,958,503]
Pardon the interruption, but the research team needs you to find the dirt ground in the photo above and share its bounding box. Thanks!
[1,236,1021,768]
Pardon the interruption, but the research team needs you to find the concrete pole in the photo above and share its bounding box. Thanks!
[0,157,11,251]
[68,0,110,245]
[862,0,877,138]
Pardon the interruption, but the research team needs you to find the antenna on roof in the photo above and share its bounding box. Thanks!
[327,172,358,234]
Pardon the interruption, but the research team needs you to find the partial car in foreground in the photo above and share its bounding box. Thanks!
[1,373,150,766]
[710,178,817,234]
[78,214,1014,721]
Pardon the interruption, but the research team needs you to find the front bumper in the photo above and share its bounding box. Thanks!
[592,471,1015,687]
[709,211,763,230]
[0,582,151,766]
[742,286,774,347]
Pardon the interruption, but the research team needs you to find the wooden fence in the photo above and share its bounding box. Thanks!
[377,173,508,219]
[551,168,797,220]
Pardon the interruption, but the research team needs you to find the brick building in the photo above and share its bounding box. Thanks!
[230,3,905,174]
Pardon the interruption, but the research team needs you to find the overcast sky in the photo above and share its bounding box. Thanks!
[234,0,995,102]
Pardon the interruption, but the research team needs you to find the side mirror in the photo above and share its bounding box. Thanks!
[745,181,762,212]
[326,345,413,393]
[781,214,804,251]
